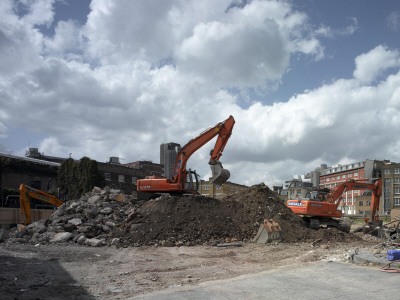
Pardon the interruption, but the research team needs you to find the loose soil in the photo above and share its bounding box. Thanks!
[114,184,356,247]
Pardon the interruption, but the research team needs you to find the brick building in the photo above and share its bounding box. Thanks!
[381,161,400,215]
[0,152,60,206]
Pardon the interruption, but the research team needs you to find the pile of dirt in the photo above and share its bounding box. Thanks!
[7,183,357,247]
[114,183,356,246]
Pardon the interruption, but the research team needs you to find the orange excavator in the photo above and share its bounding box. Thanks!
[19,184,64,225]
[287,178,383,232]
[137,115,235,195]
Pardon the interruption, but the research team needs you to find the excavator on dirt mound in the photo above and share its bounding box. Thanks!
[287,178,383,233]
[137,115,235,195]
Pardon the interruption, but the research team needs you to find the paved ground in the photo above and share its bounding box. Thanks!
[134,262,399,300]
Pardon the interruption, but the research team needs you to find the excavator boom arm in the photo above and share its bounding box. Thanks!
[326,178,383,220]
[172,115,235,184]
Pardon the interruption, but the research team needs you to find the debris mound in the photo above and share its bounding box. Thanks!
[7,183,357,247]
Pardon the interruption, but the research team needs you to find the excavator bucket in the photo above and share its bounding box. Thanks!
[253,219,282,244]
[210,161,230,187]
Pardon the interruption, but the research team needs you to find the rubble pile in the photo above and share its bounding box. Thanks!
[9,186,136,247]
[8,183,356,247]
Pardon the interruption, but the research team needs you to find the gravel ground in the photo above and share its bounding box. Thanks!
[0,231,382,299]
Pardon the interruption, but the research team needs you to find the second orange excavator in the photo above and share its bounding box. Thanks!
[137,115,235,195]
[287,178,383,232]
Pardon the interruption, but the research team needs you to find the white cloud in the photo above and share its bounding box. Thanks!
[353,45,400,83]
[1,0,400,188]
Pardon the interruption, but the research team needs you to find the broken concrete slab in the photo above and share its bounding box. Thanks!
[50,232,73,243]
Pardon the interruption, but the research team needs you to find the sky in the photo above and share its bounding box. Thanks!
[0,0,400,187]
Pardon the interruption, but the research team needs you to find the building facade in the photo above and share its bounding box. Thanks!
[319,159,384,215]
[124,161,163,177]
[160,142,181,179]
[286,179,313,200]
[381,161,400,215]
[197,178,248,198]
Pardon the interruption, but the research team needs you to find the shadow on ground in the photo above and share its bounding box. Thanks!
[0,255,94,299]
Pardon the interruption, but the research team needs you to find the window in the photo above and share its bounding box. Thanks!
[216,186,221,190]
[359,210,363,215]
[395,198,400,206]
[385,187,391,194]
[104,173,111,181]
[342,175,346,179]
[337,175,341,179]
[384,169,391,175]
[395,168,400,174]
[366,201,371,206]
[385,178,391,183]
[203,185,210,191]
[359,201,363,206]
[395,178,400,184]
[132,177,137,184]
[348,173,352,177]
[118,175,125,183]
[354,172,358,177]
[326,177,330,182]
[395,187,400,194]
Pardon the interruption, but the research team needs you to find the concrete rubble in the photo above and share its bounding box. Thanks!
[7,186,134,247]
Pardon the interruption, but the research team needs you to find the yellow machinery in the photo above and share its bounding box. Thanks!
[19,184,64,225]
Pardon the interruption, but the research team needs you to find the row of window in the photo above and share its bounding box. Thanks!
[104,173,137,184]
[326,163,363,174]
[384,168,400,174]
[384,178,400,184]
[324,172,360,182]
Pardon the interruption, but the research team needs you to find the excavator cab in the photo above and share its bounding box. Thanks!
[184,169,199,193]
[210,161,230,187]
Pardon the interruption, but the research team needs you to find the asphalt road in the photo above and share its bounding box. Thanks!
[134,262,399,300]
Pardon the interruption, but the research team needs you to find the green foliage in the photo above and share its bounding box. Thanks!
[58,157,102,199]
